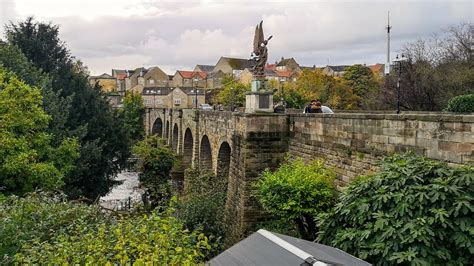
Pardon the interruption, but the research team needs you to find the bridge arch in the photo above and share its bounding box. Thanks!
[165,120,170,139]
[152,117,163,137]
[217,141,231,181]
[199,135,212,171]
[172,123,179,153]
[183,128,193,168]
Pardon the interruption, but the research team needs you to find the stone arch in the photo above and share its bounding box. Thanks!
[152,117,163,137]
[199,135,212,171]
[172,123,179,153]
[183,128,193,168]
[216,141,231,180]
[165,121,170,138]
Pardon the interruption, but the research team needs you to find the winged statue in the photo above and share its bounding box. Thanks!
[251,20,272,77]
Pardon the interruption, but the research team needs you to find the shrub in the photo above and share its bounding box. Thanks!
[132,136,176,209]
[1,192,210,264]
[444,94,474,112]
[176,168,228,258]
[255,158,336,240]
[317,153,474,265]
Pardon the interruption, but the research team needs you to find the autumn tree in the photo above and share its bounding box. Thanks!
[342,64,382,109]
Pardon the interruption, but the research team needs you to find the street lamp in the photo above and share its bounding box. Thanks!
[190,89,199,109]
[393,53,408,114]
[279,77,286,108]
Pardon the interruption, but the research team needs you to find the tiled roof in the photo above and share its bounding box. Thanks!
[277,57,296,67]
[90,73,115,79]
[265,64,276,70]
[196,64,215,72]
[276,70,293,78]
[328,65,350,72]
[179,87,206,95]
[142,87,173,95]
[116,73,127,80]
[177,70,207,79]
[221,57,255,70]
[368,63,384,73]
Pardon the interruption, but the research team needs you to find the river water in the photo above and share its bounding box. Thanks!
[99,171,143,210]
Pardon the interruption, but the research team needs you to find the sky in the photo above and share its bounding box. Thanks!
[0,0,472,75]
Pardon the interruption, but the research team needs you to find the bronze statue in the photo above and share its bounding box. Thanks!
[251,20,272,77]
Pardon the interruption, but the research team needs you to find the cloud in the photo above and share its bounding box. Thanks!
[4,0,472,75]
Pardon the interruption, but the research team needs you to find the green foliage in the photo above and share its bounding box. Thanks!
[216,80,250,107]
[5,18,131,200]
[176,168,228,257]
[122,92,145,142]
[133,135,177,208]
[255,158,336,239]
[444,94,474,112]
[0,67,79,195]
[0,192,210,264]
[317,153,474,265]
[342,64,382,109]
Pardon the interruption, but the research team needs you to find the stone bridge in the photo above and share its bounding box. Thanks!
[145,108,474,239]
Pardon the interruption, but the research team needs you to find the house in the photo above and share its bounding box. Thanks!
[367,64,385,77]
[275,57,300,72]
[194,64,215,73]
[143,66,170,87]
[322,65,350,77]
[141,87,205,109]
[172,70,207,88]
[88,73,117,93]
[209,229,370,266]
[206,70,226,89]
[213,56,255,78]
[111,69,133,95]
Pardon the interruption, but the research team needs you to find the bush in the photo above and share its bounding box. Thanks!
[255,158,336,240]
[317,153,474,265]
[132,136,176,209]
[1,192,210,264]
[444,94,474,112]
[176,168,228,257]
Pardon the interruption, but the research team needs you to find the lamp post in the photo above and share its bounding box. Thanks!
[279,77,286,107]
[393,54,408,114]
[192,78,199,109]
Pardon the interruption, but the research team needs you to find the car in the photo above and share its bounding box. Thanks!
[199,103,213,111]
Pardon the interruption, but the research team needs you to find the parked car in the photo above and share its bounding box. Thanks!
[199,103,213,111]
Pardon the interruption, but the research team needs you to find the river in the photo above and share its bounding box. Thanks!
[99,171,143,210]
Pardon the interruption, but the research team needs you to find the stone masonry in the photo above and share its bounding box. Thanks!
[145,109,474,240]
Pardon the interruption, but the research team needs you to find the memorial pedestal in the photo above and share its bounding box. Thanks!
[245,80,273,113]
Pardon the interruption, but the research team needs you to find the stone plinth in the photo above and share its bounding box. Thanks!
[246,79,274,113]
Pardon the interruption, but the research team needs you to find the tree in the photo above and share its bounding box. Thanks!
[0,67,79,195]
[383,23,474,111]
[0,42,71,146]
[133,136,177,208]
[216,80,250,108]
[5,18,131,200]
[122,92,145,143]
[255,158,336,240]
[342,64,382,109]
[1,192,211,264]
[317,153,474,265]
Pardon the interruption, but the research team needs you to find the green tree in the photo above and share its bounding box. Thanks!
[133,136,177,208]
[342,64,381,109]
[317,153,474,265]
[216,80,250,108]
[0,67,79,195]
[1,192,210,264]
[255,158,336,240]
[5,18,131,200]
[122,92,145,142]
[0,42,71,146]
[176,168,228,257]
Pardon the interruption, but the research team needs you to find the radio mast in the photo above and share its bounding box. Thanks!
[385,11,392,75]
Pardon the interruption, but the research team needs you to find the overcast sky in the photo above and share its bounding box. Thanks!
[1,0,472,75]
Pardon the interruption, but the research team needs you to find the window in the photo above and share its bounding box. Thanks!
[174,98,182,106]
[156,99,163,105]
[192,98,198,104]
[148,79,155,85]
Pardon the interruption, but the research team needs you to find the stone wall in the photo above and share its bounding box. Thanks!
[288,113,474,185]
